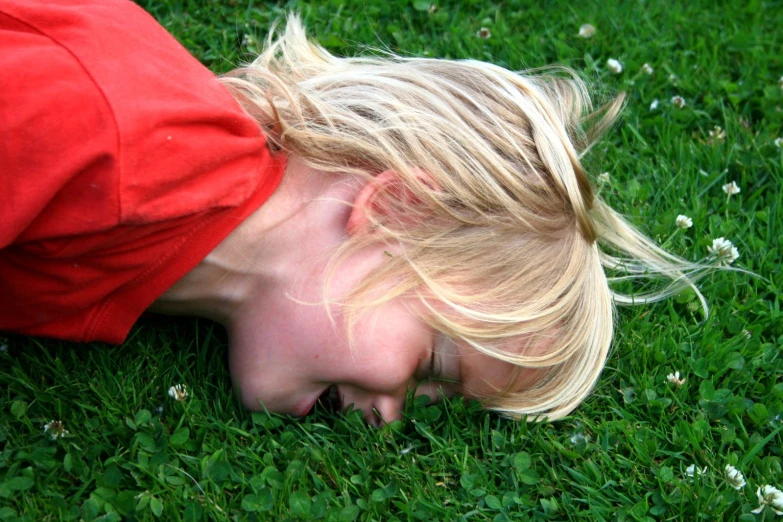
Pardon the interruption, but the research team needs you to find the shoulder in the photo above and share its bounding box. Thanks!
[0,1,121,245]
[1,0,270,241]
[3,0,269,224]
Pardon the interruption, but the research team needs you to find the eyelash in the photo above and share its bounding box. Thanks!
[428,349,440,379]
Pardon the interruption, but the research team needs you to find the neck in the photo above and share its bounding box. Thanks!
[149,156,359,325]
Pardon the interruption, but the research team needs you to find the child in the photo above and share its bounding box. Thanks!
[0,0,703,426]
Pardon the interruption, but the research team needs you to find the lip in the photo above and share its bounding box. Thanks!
[292,389,325,417]
[292,385,343,417]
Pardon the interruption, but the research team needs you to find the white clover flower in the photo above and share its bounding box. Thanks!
[43,420,68,440]
[675,215,693,229]
[708,125,726,143]
[724,464,746,490]
[685,464,706,478]
[752,485,783,516]
[476,27,491,39]
[242,34,254,48]
[775,137,783,148]
[650,99,659,110]
[641,63,654,75]
[168,384,189,402]
[779,76,783,90]
[667,371,686,386]
[598,172,610,184]
[671,96,686,108]
[578,24,596,38]
[607,58,623,74]
[707,237,740,265]
[570,432,589,445]
[668,73,678,82]
[722,181,741,195]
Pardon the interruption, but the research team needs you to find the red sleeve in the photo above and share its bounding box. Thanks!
[0,9,118,248]
[0,0,286,344]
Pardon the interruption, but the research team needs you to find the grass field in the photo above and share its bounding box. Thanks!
[2,0,783,520]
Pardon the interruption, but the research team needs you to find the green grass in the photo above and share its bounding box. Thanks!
[2,0,783,520]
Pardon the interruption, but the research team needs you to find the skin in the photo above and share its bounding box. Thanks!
[151,156,530,425]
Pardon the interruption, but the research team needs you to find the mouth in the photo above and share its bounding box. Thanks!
[316,385,342,413]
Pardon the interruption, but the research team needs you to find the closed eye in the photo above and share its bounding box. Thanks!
[427,336,461,392]
[411,336,461,403]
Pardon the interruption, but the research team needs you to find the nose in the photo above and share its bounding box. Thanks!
[366,394,406,426]
[342,393,405,427]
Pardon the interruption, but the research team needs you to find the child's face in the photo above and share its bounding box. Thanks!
[228,243,526,426]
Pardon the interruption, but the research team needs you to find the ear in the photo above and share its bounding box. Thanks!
[346,170,396,237]
[347,170,438,237]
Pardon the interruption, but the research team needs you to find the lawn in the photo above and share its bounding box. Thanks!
[2,0,782,520]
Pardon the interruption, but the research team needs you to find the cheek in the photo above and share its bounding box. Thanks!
[256,289,336,355]
[348,312,429,390]
[229,292,331,391]
[354,351,418,390]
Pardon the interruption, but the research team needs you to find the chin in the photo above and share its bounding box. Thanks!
[231,378,268,412]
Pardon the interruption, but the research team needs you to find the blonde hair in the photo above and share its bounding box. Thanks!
[219,15,706,421]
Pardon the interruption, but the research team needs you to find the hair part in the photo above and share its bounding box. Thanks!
[219,14,708,421]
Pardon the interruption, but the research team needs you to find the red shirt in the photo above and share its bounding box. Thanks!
[0,0,286,343]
